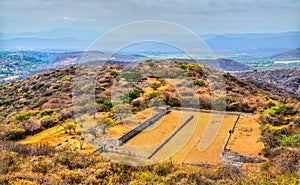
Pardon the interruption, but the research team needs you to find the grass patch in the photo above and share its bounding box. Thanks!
[38,109,55,119]
[0,99,7,106]
[59,75,71,82]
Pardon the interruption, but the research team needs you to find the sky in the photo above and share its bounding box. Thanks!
[0,0,299,35]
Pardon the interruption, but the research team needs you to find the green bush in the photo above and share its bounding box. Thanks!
[38,109,54,119]
[193,79,205,86]
[1,111,9,118]
[95,98,113,108]
[280,135,299,147]
[110,70,118,76]
[23,91,30,98]
[12,110,39,123]
[120,72,142,81]
[116,92,139,103]
[59,75,71,82]
[63,123,77,134]
[268,104,296,117]
[0,99,7,106]
[115,76,121,82]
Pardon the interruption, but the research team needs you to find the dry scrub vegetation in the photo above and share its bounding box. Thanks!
[0,60,299,184]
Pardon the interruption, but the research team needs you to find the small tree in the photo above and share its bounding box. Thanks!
[113,104,131,123]
[88,126,99,138]
[22,120,42,135]
[79,137,84,149]
[63,123,77,134]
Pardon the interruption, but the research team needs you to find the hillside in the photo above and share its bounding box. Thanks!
[0,60,299,184]
[0,51,146,84]
[0,60,294,122]
[174,58,252,71]
[270,48,300,60]
[234,68,300,99]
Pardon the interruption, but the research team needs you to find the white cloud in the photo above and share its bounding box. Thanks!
[49,16,97,22]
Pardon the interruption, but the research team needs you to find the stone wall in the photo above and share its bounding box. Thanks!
[148,115,194,159]
[116,106,171,146]
[171,107,250,116]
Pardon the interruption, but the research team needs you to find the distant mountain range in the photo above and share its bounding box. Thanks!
[270,48,300,60]
[0,29,299,55]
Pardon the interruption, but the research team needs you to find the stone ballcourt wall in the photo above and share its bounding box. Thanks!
[116,106,171,146]
[222,112,242,152]
[147,115,194,159]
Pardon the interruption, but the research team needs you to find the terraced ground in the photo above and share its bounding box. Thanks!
[106,110,252,165]
[16,108,260,166]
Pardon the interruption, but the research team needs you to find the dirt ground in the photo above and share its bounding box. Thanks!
[110,110,243,164]
[18,123,94,153]
[153,112,237,164]
[180,114,237,164]
[226,115,265,159]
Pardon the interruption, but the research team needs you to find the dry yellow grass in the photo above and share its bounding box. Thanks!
[18,122,94,153]
[226,115,266,159]
[181,114,237,164]
[109,110,248,165]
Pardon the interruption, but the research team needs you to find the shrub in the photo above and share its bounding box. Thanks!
[12,110,39,124]
[280,134,299,147]
[268,104,297,117]
[150,83,160,90]
[167,97,181,107]
[59,169,84,184]
[260,162,270,171]
[0,151,19,174]
[22,120,42,135]
[128,91,139,100]
[116,92,139,103]
[1,111,9,118]
[40,115,59,128]
[38,109,54,119]
[2,127,27,141]
[54,151,96,170]
[63,123,77,134]
[59,75,71,82]
[269,148,299,174]
[154,162,173,176]
[110,70,118,76]
[0,99,7,106]
[193,79,205,86]
[23,91,30,98]
[8,143,55,156]
[120,72,142,81]
[147,92,162,101]
[114,76,120,83]
[95,98,113,108]
[204,166,241,181]
[32,159,53,175]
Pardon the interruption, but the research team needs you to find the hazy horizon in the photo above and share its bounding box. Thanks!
[0,0,299,35]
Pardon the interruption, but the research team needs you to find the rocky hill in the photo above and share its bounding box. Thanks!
[234,68,300,99]
[0,60,297,126]
[0,60,299,184]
